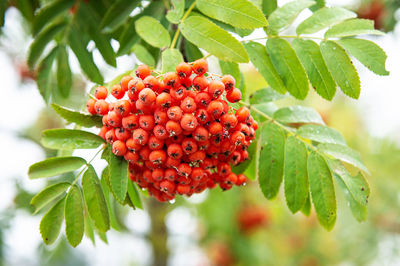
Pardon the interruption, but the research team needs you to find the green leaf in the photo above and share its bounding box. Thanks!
[244,42,286,94]
[28,156,86,179]
[196,0,267,29]
[132,44,156,67]
[266,38,309,100]
[40,196,65,245]
[161,48,184,73]
[127,180,143,209]
[310,0,325,12]
[51,104,103,128]
[249,87,285,104]
[320,41,360,99]
[15,0,34,22]
[41,129,105,150]
[251,102,278,122]
[68,27,104,84]
[100,0,140,32]
[296,7,356,35]
[307,151,336,230]
[82,165,110,232]
[179,15,249,63]
[292,39,336,101]
[258,123,286,199]
[219,60,241,87]
[101,167,123,231]
[184,39,203,61]
[65,185,84,247]
[301,193,312,216]
[262,0,277,17]
[117,1,165,56]
[297,124,346,145]
[0,0,8,27]
[28,21,66,68]
[167,0,185,23]
[84,214,95,245]
[135,16,171,48]
[31,182,70,214]
[318,143,370,174]
[325,18,384,38]
[108,153,128,203]
[32,0,74,35]
[328,160,370,206]
[337,38,389,76]
[77,4,117,67]
[56,45,72,98]
[273,106,325,125]
[334,173,368,222]
[284,136,309,213]
[36,46,58,103]
[268,0,314,34]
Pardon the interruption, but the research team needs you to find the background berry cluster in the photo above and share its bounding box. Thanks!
[87,60,258,202]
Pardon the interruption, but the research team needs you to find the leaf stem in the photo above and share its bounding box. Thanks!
[170,1,197,49]
[70,146,105,187]
[239,100,317,151]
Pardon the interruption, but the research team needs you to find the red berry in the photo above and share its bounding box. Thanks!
[94,86,108,100]
[192,59,208,75]
[86,99,97,115]
[136,64,151,79]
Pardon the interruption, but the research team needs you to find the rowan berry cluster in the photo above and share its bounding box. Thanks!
[86,59,258,202]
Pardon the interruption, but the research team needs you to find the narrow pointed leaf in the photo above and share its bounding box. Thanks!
[337,38,389,76]
[31,182,70,214]
[65,185,84,247]
[292,39,336,100]
[0,0,7,27]
[319,143,369,174]
[244,42,286,94]
[40,196,65,245]
[325,18,384,38]
[56,45,72,98]
[68,27,103,84]
[32,0,74,35]
[41,129,105,150]
[268,0,314,34]
[334,173,368,222]
[262,0,277,17]
[28,156,86,179]
[284,136,309,213]
[179,15,249,63]
[132,44,155,67]
[36,46,58,103]
[167,0,185,23]
[301,193,312,216]
[108,153,128,203]
[266,38,309,100]
[308,151,336,230]
[320,41,360,99]
[196,0,267,29]
[28,21,66,68]
[161,48,184,73]
[101,167,122,231]
[127,181,143,209]
[51,104,103,128]
[297,124,346,145]
[82,165,110,232]
[100,0,140,32]
[273,106,325,125]
[328,160,370,206]
[249,87,286,104]
[258,123,286,199]
[84,214,95,245]
[135,16,171,48]
[77,4,116,67]
[296,7,356,35]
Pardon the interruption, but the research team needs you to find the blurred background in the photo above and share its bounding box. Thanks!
[1,0,400,265]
